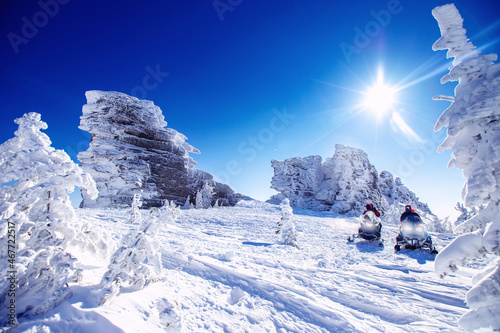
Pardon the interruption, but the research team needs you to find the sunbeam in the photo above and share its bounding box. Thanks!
[390,112,424,143]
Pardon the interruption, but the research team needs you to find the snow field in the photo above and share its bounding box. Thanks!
[14,199,480,332]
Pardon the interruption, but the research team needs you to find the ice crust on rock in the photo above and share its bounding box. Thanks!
[78,91,243,208]
[270,144,433,219]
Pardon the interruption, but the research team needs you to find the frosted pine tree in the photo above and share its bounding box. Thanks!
[453,202,479,233]
[159,200,182,223]
[432,4,500,330]
[129,193,143,224]
[0,113,98,322]
[432,216,453,234]
[276,199,299,248]
[182,195,191,209]
[195,182,214,209]
[98,204,175,305]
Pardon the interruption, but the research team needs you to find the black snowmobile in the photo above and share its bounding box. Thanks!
[394,215,438,254]
[347,211,383,246]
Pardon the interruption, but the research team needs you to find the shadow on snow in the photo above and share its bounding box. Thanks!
[242,241,273,247]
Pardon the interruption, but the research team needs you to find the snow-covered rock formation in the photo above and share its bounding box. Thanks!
[270,144,433,219]
[78,91,243,208]
[326,146,381,215]
[270,155,325,210]
[381,174,433,224]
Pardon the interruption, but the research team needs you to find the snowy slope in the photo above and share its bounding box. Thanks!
[12,200,486,332]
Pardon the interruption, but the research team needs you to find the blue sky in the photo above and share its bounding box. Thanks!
[1,0,499,218]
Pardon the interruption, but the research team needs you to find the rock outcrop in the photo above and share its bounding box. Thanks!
[270,155,325,210]
[326,146,381,215]
[78,90,243,208]
[270,144,434,219]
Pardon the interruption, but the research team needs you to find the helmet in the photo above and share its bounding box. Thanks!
[366,204,371,210]
[405,205,412,211]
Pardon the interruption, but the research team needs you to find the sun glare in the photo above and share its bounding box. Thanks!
[363,69,396,117]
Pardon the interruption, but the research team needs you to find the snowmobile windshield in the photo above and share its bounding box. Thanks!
[403,214,422,224]
[360,211,379,225]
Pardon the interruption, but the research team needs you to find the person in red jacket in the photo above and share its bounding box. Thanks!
[400,205,420,221]
[363,203,381,217]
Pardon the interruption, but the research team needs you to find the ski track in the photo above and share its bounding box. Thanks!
[12,201,475,332]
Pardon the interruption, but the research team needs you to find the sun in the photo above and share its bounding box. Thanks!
[364,84,395,114]
[362,69,396,117]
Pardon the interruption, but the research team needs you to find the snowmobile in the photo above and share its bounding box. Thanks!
[394,215,438,254]
[347,211,383,246]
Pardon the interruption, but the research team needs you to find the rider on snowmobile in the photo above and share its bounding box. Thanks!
[400,205,420,222]
[363,203,381,217]
[395,204,437,254]
[360,203,382,239]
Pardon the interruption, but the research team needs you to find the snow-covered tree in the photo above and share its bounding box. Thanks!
[159,200,182,223]
[0,113,98,322]
[98,199,181,305]
[182,195,191,209]
[432,216,453,234]
[195,182,214,209]
[453,202,479,233]
[276,199,299,248]
[98,206,165,305]
[432,4,500,330]
[129,193,143,224]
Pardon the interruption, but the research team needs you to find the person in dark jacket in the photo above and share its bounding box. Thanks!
[363,203,381,217]
[400,205,420,222]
